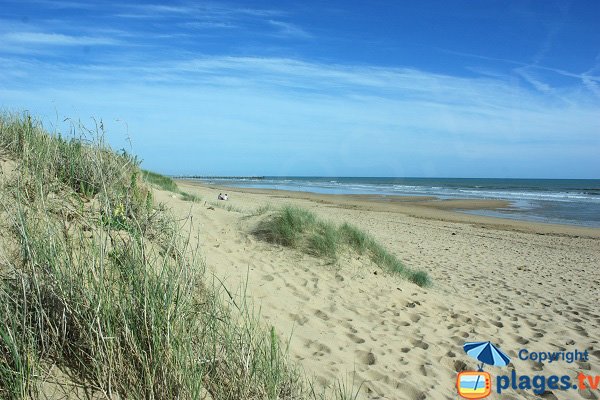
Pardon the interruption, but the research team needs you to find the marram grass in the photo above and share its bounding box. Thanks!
[0,112,360,399]
[256,205,431,287]
[142,169,201,202]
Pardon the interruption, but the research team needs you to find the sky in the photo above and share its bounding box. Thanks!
[1,0,599,178]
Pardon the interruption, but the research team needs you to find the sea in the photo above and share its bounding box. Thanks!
[193,177,600,228]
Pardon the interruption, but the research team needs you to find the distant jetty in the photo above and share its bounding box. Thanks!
[174,175,265,180]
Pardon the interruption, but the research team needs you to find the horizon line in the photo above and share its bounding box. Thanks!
[172,175,600,180]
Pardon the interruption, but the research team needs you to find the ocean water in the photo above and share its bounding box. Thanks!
[194,177,600,228]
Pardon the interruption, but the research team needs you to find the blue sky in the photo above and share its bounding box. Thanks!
[1,1,599,178]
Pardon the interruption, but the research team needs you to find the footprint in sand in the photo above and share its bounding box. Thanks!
[355,350,376,365]
[454,360,468,372]
[491,320,504,328]
[410,339,429,350]
[451,336,465,346]
[289,313,309,326]
[409,314,421,323]
[510,334,529,345]
[347,333,366,344]
[573,325,589,337]
[305,340,331,357]
[311,277,319,289]
[314,309,330,321]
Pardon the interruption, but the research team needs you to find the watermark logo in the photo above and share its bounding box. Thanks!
[456,341,597,398]
[456,341,510,399]
[456,371,491,399]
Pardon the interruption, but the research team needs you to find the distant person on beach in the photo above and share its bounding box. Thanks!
[223,194,228,200]
[218,193,223,200]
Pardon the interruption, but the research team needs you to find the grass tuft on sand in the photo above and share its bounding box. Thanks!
[255,205,431,287]
[0,112,358,399]
[142,169,201,202]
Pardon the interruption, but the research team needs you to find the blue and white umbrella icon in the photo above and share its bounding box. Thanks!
[463,341,511,371]
[463,341,511,395]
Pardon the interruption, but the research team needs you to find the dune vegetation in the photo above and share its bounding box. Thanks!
[255,206,431,287]
[0,112,364,399]
[142,169,201,202]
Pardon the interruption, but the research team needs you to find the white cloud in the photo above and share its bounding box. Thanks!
[19,0,98,10]
[514,67,553,93]
[582,75,600,97]
[439,47,600,99]
[115,3,282,21]
[182,21,237,30]
[268,20,312,38]
[0,32,119,46]
[1,54,599,177]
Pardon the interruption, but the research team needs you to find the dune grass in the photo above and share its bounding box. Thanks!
[339,223,370,254]
[258,206,316,247]
[308,221,339,260]
[252,203,273,216]
[0,112,356,399]
[141,169,201,203]
[142,169,178,192]
[208,200,244,213]
[255,206,431,287]
[180,190,202,202]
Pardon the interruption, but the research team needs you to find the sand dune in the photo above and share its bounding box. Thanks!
[156,181,600,400]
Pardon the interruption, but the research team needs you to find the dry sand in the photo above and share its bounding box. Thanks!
[155,180,599,400]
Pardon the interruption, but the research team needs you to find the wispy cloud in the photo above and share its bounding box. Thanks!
[19,0,99,10]
[581,54,600,96]
[106,2,297,47]
[438,48,525,66]
[182,21,237,30]
[1,0,598,177]
[2,53,598,177]
[0,32,119,46]
[439,47,600,99]
[138,4,193,14]
[115,3,282,20]
[268,20,311,38]
[514,67,553,93]
[4,54,599,129]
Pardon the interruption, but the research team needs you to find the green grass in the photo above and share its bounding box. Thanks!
[256,206,316,247]
[180,191,201,202]
[252,203,273,216]
[1,112,364,399]
[308,221,339,259]
[141,169,201,203]
[339,223,370,254]
[255,206,431,287]
[208,200,244,213]
[142,169,178,192]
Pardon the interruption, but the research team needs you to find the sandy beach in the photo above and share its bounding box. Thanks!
[5,2,600,398]
[155,180,600,400]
